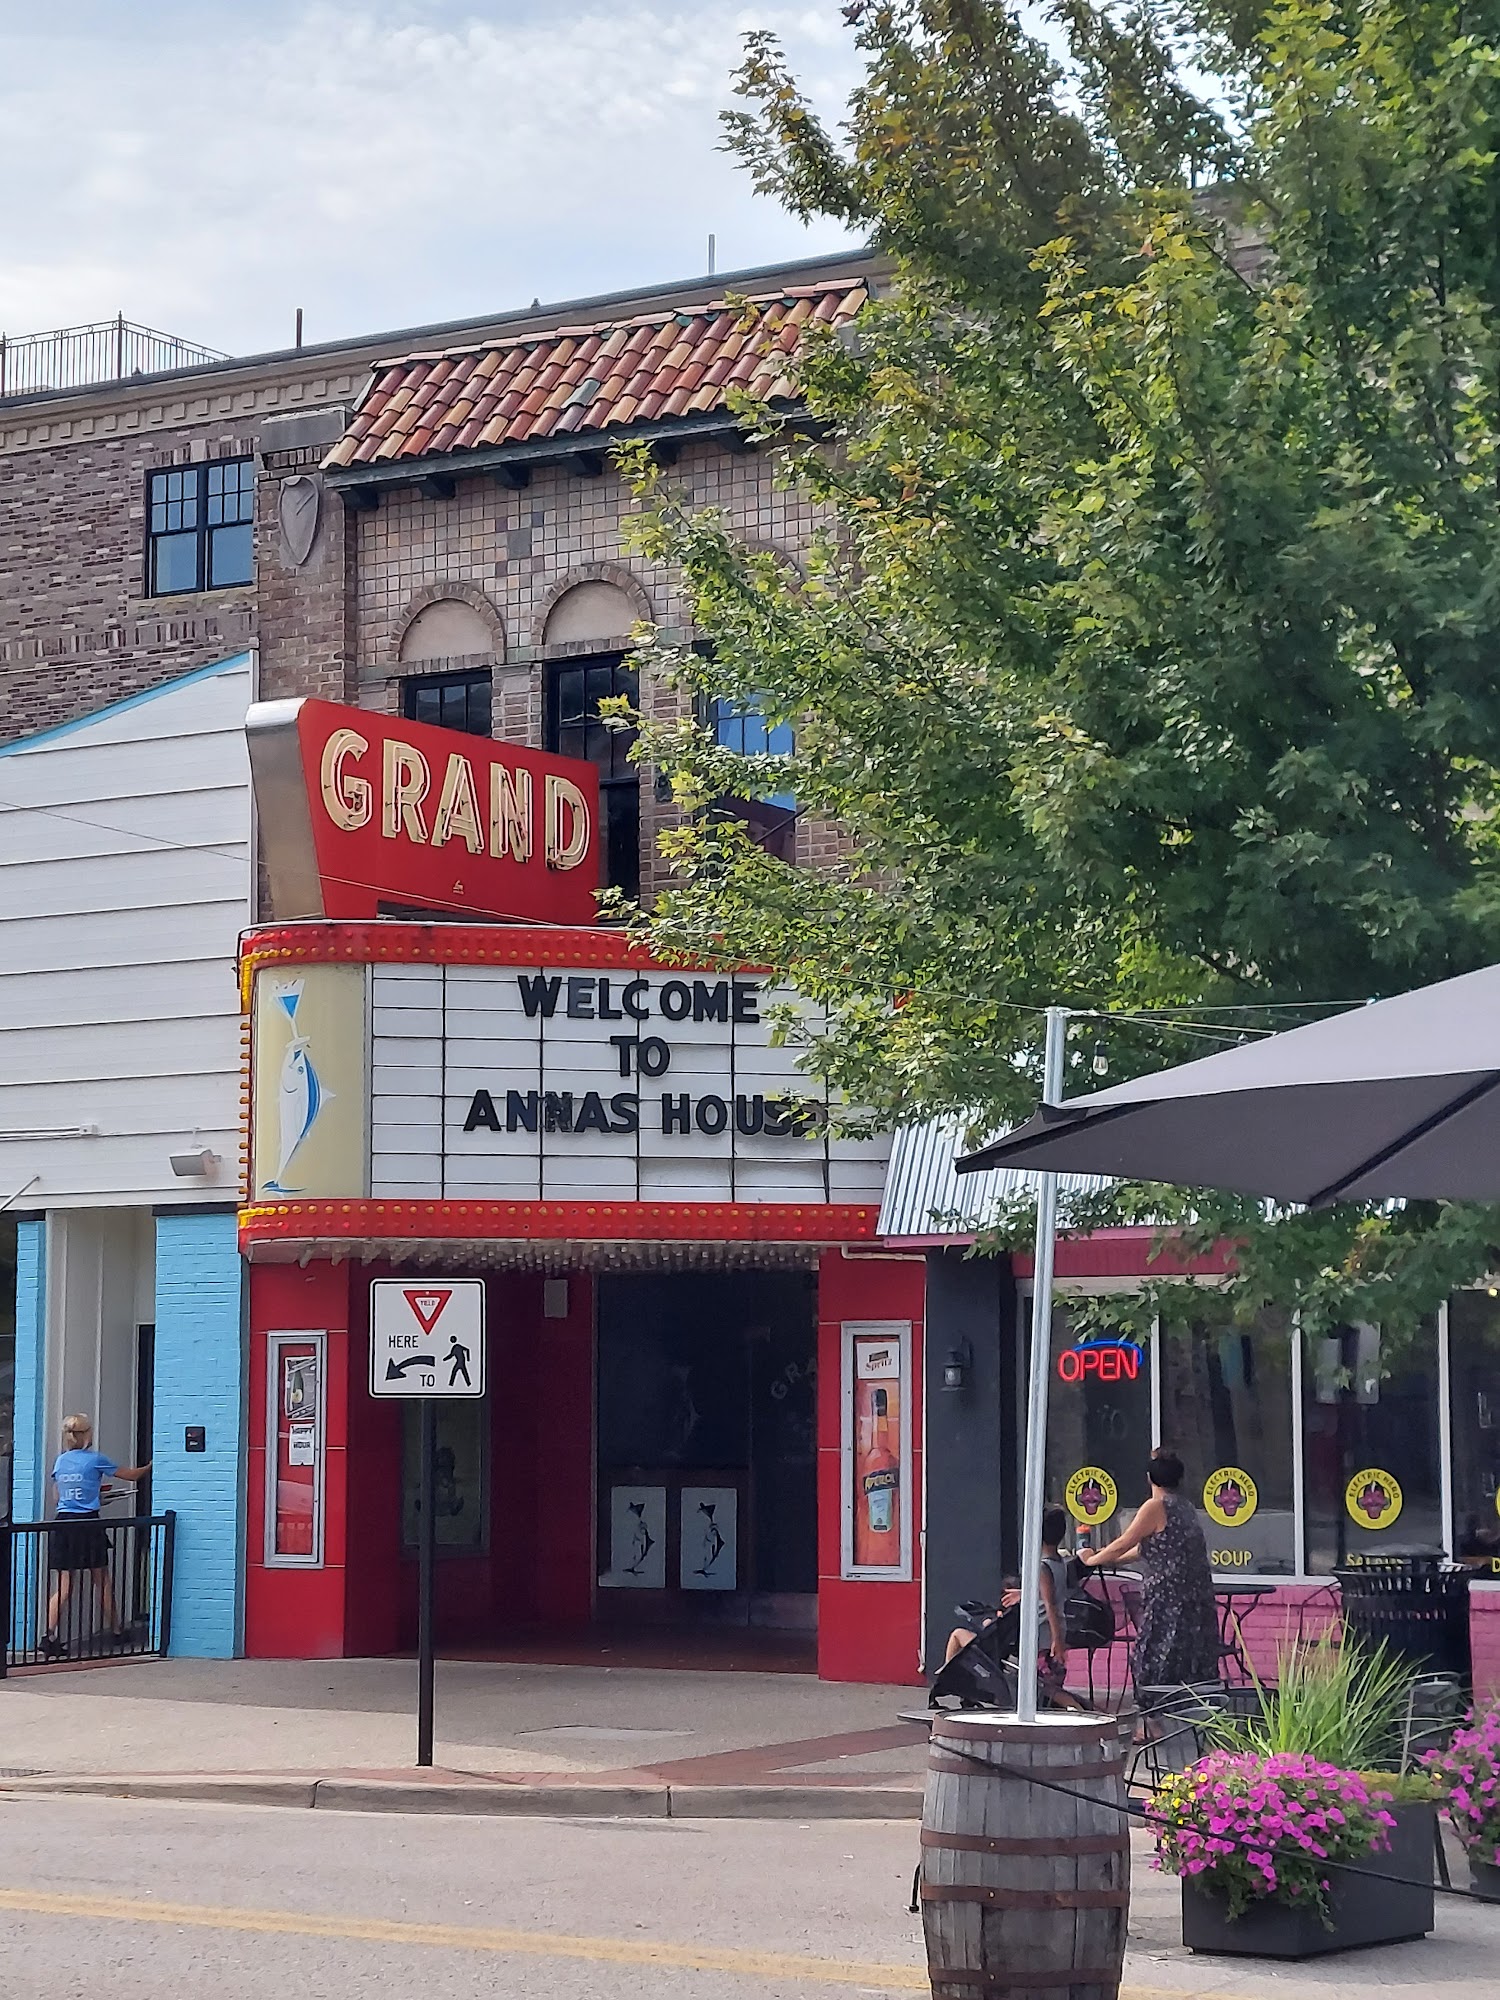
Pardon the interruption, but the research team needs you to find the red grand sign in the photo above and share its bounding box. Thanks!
[246,697,599,924]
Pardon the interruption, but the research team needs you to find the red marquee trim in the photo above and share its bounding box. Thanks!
[239,920,763,1001]
[239,1197,879,1247]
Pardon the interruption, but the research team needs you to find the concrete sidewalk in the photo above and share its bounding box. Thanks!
[0,1656,931,1815]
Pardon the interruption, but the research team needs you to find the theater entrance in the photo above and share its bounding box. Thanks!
[595,1270,818,1633]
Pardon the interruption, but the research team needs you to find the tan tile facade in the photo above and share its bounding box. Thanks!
[2,253,878,903]
[256,437,826,901]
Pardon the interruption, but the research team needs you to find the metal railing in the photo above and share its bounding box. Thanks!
[3,1513,175,1670]
[0,317,228,400]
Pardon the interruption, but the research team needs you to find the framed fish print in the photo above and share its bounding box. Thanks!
[679,1487,737,1591]
[600,1485,667,1589]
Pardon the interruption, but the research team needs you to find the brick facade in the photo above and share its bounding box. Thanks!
[10,1217,46,1522]
[152,1210,246,1659]
[0,355,378,742]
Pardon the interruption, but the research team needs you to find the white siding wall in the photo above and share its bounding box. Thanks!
[0,655,253,1207]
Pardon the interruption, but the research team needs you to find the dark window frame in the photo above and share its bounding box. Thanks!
[545,651,639,900]
[401,667,493,738]
[145,457,255,597]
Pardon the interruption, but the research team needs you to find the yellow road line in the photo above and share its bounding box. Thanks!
[0,1886,1248,1998]
[0,1888,923,1987]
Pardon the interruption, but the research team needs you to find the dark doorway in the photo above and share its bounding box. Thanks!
[135,1325,155,1521]
[596,1271,816,1627]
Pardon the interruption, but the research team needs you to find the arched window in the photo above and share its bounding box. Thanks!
[398,597,498,738]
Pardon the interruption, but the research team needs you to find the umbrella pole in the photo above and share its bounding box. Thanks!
[1015,1005,1069,1722]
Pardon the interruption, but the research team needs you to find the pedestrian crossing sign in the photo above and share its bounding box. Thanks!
[369,1279,486,1398]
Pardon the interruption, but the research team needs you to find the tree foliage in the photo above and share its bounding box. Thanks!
[619,0,1500,1334]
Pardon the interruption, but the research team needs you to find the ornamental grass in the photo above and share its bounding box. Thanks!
[1205,1636,1415,1772]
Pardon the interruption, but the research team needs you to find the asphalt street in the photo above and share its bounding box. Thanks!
[1,1793,1494,2000]
[0,1794,927,2000]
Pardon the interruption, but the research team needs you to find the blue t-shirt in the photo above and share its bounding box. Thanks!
[52,1448,117,1514]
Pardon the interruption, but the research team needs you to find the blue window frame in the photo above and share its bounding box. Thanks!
[711,696,794,809]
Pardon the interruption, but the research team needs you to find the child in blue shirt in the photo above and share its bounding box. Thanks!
[44,1412,151,1657]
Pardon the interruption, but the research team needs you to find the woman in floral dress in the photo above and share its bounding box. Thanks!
[1079,1449,1220,1687]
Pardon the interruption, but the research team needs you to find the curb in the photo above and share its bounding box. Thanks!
[315,1779,672,1817]
[0,1773,923,1820]
[667,1785,920,1820]
[0,1776,319,1809]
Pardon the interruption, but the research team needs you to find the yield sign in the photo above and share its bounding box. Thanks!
[369,1278,485,1399]
[403,1288,452,1338]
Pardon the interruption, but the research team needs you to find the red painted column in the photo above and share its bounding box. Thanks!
[344,1269,403,1656]
[245,1259,352,1658]
[816,1248,926,1685]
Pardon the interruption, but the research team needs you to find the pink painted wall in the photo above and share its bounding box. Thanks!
[1069,1580,1499,1707]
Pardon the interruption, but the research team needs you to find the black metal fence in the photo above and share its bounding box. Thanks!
[0,318,227,400]
[3,1514,175,1672]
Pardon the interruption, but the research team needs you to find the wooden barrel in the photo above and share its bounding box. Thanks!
[920,1711,1129,2000]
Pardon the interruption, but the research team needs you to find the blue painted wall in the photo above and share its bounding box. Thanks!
[11,1218,46,1523]
[152,1212,245,1657]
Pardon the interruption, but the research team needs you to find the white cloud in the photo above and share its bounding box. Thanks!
[0,1,865,355]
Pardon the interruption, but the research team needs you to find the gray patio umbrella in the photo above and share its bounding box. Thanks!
[957,962,1500,1205]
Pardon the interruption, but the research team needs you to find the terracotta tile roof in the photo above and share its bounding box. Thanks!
[323,281,867,472]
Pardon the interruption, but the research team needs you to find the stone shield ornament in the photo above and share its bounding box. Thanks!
[278,474,321,567]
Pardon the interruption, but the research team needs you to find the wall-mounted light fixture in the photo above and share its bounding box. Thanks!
[941,1340,973,1393]
[169,1148,221,1179]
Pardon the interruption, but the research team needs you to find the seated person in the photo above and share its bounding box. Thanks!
[945,1506,1082,1707]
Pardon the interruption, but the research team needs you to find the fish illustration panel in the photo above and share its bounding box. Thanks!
[600,1485,667,1590]
[251,962,369,1199]
[679,1486,738,1591]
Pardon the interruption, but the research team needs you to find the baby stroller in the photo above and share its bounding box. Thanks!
[928,1598,1022,1709]
[928,1565,1116,1710]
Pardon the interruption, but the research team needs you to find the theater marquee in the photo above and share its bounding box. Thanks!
[243,937,886,1212]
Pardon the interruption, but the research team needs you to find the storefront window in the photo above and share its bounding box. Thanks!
[1041,1302,1153,1549]
[1160,1311,1296,1576]
[1448,1293,1500,1572]
[1302,1322,1443,1571]
[401,1402,488,1554]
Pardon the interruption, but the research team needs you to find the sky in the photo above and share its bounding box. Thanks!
[0,2,866,358]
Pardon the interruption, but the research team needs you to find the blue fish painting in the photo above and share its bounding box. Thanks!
[264,981,332,1193]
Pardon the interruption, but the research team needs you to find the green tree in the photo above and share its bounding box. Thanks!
[621,0,1500,1335]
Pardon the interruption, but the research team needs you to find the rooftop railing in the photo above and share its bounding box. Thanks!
[0,314,229,401]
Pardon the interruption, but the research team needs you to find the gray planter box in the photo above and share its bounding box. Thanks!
[1182,1802,1435,1959]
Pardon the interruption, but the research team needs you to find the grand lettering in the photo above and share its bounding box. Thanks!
[316,728,589,871]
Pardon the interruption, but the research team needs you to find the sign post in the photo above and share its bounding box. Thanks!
[369,1278,486,1767]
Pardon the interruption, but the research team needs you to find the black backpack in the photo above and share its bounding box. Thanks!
[1062,1575,1117,1650]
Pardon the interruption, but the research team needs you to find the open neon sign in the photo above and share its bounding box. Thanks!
[1056,1340,1145,1385]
